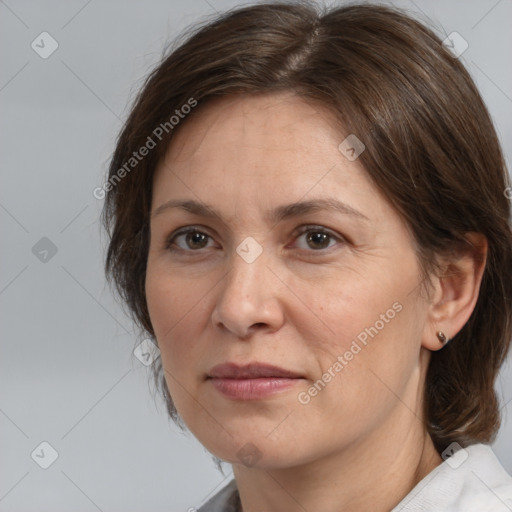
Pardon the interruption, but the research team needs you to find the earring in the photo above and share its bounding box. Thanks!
[436,331,450,346]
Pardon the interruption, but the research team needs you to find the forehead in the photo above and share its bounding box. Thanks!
[154,93,367,212]
[152,93,404,231]
[160,92,346,167]
[150,93,417,251]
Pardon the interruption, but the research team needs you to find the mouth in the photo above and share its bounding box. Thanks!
[207,362,305,400]
[208,362,304,379]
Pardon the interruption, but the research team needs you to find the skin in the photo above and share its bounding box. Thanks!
[145,92,487,511]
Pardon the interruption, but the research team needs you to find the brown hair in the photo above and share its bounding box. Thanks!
[102,0,512,453]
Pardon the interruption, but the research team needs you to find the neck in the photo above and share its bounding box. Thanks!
[233,408,442,512]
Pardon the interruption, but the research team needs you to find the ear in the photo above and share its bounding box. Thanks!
[422,232,488,351]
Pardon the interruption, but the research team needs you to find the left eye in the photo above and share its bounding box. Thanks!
[293,227,343,251]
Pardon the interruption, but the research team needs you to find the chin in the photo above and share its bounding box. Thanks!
[194,429,313,470]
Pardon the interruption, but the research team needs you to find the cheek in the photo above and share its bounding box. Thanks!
[145,267,207,372]
[145,268,214,425]
[286,260,408,356]
[291,300,423,452]
[290,256,424,403]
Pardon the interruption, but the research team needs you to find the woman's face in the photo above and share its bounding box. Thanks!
[146,92,434,468]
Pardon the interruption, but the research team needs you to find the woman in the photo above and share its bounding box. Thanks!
[102,2,512,510]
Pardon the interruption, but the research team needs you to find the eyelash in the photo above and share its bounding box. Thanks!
[164,225,347,255]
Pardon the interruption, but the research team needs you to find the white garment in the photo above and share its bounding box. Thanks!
[197,443,512,511]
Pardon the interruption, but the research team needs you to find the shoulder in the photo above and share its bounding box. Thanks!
[392,443,512,511]
[197,479,239,512]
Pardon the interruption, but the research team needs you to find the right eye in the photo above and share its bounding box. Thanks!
[166,227,216,252]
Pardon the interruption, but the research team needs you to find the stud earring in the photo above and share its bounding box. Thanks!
[436,331,450,346]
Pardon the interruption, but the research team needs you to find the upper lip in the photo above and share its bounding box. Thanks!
[207,362,304,379]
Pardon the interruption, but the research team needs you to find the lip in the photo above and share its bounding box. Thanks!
[208,362,304,379]
[207,362,305,400]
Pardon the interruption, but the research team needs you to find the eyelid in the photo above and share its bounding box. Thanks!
[165,225,218,250]
[292,224,343,239]
[290,224,347,249]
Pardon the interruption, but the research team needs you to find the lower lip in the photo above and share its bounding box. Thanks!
[209,377,301,400]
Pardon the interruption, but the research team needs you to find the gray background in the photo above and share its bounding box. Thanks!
[1,0,511,510]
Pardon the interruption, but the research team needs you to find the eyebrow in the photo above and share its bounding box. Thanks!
[152,198,369,223]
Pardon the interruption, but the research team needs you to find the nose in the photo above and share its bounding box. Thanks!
[211,245,285,339]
